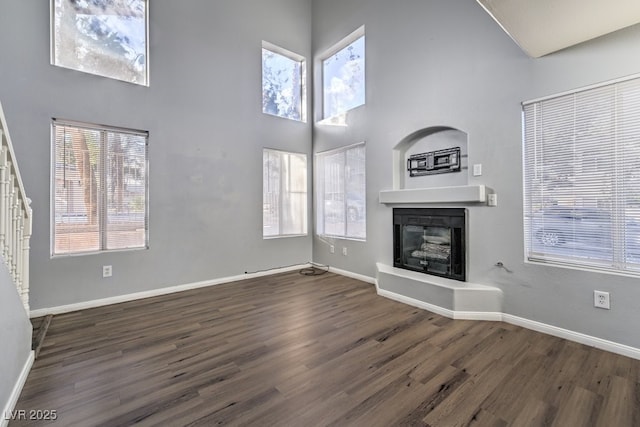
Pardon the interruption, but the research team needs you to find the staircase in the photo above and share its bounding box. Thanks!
[0,100,33,313]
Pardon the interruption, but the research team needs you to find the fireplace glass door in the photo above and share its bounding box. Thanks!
[402,225,452,275]
[393,208,465,281]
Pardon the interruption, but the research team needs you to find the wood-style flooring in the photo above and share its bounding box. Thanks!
[11,271,640,426]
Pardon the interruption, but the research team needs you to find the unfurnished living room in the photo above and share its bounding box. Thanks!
[2,0,640,426]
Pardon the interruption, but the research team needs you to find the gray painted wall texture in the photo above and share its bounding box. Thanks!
[0,260,31,415]
[312,0,640,349]
[0,1,313,310]
[1,0,640,376]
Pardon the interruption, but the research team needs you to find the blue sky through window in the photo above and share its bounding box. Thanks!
[323,35,365,118]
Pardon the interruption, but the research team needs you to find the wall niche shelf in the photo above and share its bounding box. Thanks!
[379,184,486,204]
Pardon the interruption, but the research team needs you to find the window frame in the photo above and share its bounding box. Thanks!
[320,26,366,121]
[261,41,307,122]
[315,142,366,241]
[50,0,150,86]
[522,73,640,276]
[51,119,149,257]
[262,148,308,239]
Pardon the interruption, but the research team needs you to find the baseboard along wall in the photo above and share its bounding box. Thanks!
[28,264,640,361]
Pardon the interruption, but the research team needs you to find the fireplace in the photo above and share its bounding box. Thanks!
[393,208,466,281]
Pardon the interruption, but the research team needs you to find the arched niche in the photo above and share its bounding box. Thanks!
[392,126,468,190]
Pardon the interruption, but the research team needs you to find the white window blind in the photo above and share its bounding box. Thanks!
[52,120,148,255]
[523,75,640,274]
[316,143,366,240]
[263,149,307,238]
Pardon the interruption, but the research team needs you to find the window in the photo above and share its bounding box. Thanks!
[316,143,366,240]
[263,149,307,238]
[52,120,148,256]
[523,75,640,275]
[51,0,149,86]
[262,42,306,121]
[322,27,365,119]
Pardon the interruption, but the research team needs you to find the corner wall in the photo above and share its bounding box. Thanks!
[312,0,640,349]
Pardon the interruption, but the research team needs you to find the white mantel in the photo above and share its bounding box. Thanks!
[379,185,487,204]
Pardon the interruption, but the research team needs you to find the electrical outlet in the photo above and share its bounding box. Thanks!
[473,164,482,176]
[330,245,335,254]
[342,247,348,256]
[103,265,113,278]
[487,193,498,207]
[594,290,610,309]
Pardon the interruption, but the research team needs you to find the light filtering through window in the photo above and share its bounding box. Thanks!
[263,149,308,238]
[52,0,148,86]
[316,143,366,240]
[262,43,305,122]
[322,32,365,119]
[52,120,148,255]
[523,75,640,275]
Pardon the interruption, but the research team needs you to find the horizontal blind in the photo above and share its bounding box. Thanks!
[315,142,366,240]
[263,149,307,238]
[523,76,640,273]
[52,120,148,255]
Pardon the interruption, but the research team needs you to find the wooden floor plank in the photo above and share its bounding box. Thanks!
[10,271,640,426]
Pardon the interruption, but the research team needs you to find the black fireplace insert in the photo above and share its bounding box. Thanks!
[393,208,466,281]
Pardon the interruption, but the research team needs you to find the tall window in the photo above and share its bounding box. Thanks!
[322,27,365,119]
[52,120,148,256]
[523,75,640,275]
[263,149,307,238]
[316,143,366,240]
[51,0,149,86]
[262,42,306,122]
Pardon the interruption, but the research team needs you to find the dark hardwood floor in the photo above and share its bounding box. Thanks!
[11,271,640,426]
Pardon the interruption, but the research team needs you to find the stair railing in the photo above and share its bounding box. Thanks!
[0,100,32,313]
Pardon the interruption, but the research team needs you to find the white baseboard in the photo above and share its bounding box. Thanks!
[28,263,640,361]
[377,287,640,360]
[30,264,310,318]
[502,314,640,360]
[326,266,377,285]
[1,350,34,427]
[377,288,502,321]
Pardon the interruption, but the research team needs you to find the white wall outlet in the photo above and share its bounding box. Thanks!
[473,164,482,176]
[103,265,113,278]
[487,193,498,207]
[342,247,348,256]
[330,245,335,254]
[594,290,610,309]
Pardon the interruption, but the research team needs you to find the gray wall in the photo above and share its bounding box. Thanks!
[312,0,640,348]
[0,261,31,414]
[2,0,640,356]
[0,0,312,310]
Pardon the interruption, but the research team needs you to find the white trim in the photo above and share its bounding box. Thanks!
[327,266,376,285]
[502,314,640,361]
[27,264,640,362]
[1,351,34,427]
[29,264,310,318]
[376,287,640,360]
[377,288,502,321]
[379,185,487,204]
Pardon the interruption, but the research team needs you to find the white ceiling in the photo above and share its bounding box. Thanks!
[476,0,640,58]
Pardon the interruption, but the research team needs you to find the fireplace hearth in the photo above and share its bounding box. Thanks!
[393,208,466,281]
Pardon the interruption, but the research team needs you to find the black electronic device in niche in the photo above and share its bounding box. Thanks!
[407,147,461,177]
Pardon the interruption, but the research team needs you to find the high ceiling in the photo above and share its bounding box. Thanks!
[476,0,640,57]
